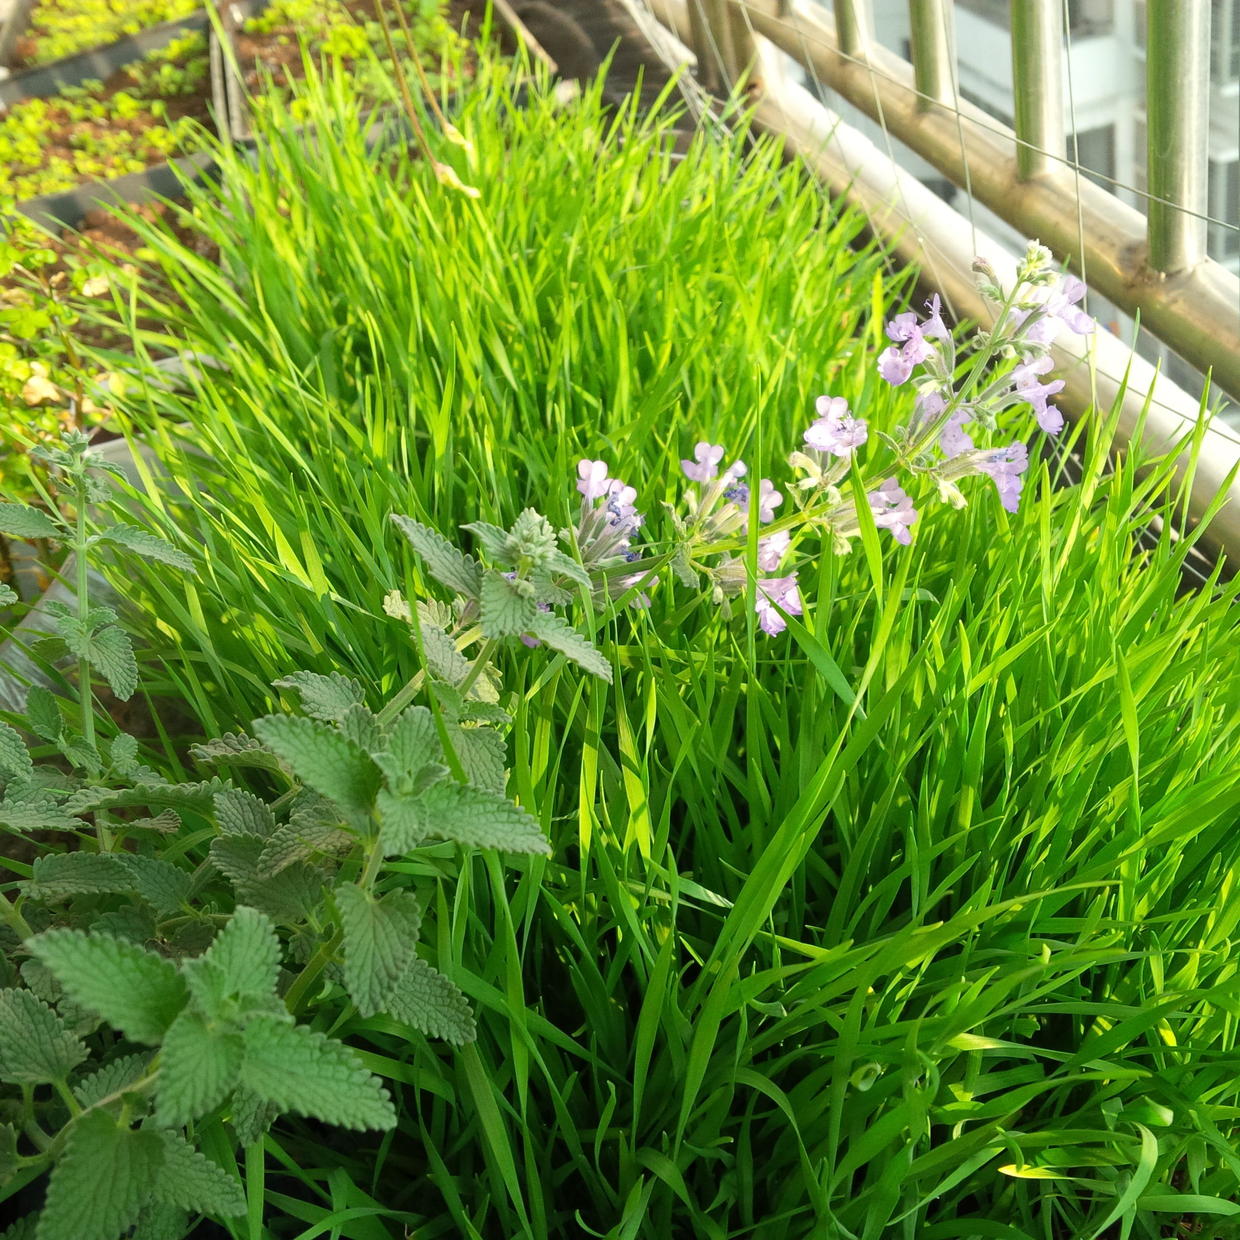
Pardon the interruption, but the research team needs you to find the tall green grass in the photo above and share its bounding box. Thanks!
[93,49,1240,1240]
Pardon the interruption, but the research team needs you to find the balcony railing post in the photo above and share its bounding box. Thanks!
[1010,0,1065,179]
[1146,0,1212,273]
[833,0,874,57]
[0,0,37,67]
[687,0,758,92]
[908,0,956,108]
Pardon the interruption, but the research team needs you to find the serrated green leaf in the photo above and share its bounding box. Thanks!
[189,732,283,773]
[273,670,366,722]
[23,687,62,741]
[63,778,227,817]
[446,723,507,793]
[0,502,61,540]
[108,733,140,773]
[418,617,470,685]
[376,787,427,855]
[0,800,83,833]
[0,988,88,1084]
[390,515,482,597]
[227,1087,280,1145]
[130,1202,190,1240]
[461,519,512,561]
[336,886,422,1017]
[0,723,31,782]
[152,1131,245,1216]
[73,1053,151,1107]
[526,610,612,680]
[236,862,324,926]
[239,1016,396,1130]
[38,1109,162,1240]
[93,905,158,944]
[251,715,381,818]
[27,930,188,1046]
[337,703,383,754]
[120,857,191,917]
[479,572,538,638]
[543,546,593,587]
[384,957,476,1045]
[214,787,276,838]
[258,813,353,877]
[87,625,139,701]
[20,959,98,1036]
[419,783,551,855]
[95,524,195,572]
[155,1008,243,1127]
[125,810,181,835]
[209,833,264,885]
[196,907,281,1009]
[0,583,16,608]
[28,853,137,902]
[374,705,441,785]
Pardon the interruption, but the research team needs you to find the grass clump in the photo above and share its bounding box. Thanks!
[19,43,1240,1240]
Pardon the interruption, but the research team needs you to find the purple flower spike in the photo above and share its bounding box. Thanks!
[682,442,725,482]
[805,396,869,456]
[1012,356,1065,433]
[1048,275,1094,336]
[939,410,974,459]
[577,459,611,500]
[755,574,802,636]
[756,479,782,524]
[868,479,918,545]
[758,529,790,572]
[976,442,1029,513]
[878,308,939,386]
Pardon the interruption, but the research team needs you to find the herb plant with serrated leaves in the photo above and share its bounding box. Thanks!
[0,438,584,1239]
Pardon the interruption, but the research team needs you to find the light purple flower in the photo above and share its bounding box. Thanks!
[976,442,1029,513]
[868,479,917,545]
[682,442,725,482]
[758,529,790,572]
[577,459,612,500]
[755,574,802,636]
[878,304,940,386]
[805,396,868,457]
[1014,274,1095,346]
[1012,356,1065,433]
[920,294,950,341]
[756,479,782,523]
[939,409,974,458]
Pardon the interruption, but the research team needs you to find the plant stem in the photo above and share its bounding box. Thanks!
[457,640,498,699]
[74,483,96,763]
[283,927,343,1015]
[0,886,33,940]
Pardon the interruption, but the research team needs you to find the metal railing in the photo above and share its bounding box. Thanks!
[633,0,1240,555]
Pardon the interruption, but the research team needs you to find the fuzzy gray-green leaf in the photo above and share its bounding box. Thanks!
[155,1008,244,1127]
[27,930,188,1046]
[0,502,61,540]
[152,1130,245,1216]
[0,989,88,1084]
[526,610,612,681]
[419,782,550,855]
[383,957,476,1045]
[479,572,538,638]
[37,1109,162,1240]
[390,515,483,597]
[273,670,366,722]
[239,1016,396,1130]
[251,715,381,818]
[336,885,422,1017]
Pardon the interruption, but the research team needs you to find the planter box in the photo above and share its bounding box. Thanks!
[0,11,211,109]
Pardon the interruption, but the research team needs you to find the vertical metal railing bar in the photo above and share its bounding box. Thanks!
[1010,0,1066,180]
[1059,1,1092,308]
[707,0,1238,403]
[1146,0,1212,273]
[908,0,955,108]
[832,0,873,56]
[641,0,1240,560]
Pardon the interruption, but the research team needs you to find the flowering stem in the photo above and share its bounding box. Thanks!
[457,640,498,699]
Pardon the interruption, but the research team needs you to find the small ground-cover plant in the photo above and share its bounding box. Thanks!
[65,49,1240,1240]
[0,34,211,203]
[0,434,556,1238]
[12,0,200,67]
